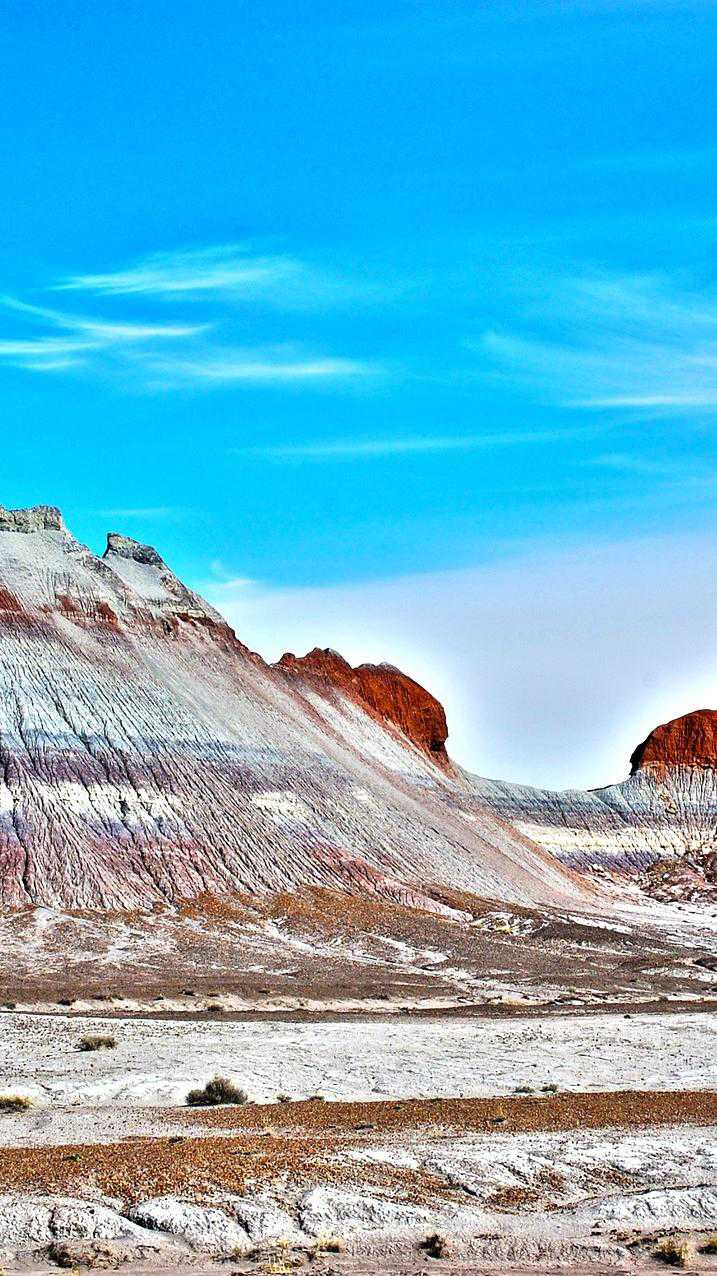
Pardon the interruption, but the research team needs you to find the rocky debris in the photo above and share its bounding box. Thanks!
[127,1196,249,1252]
[278,646,449,762]
[299,1186,431,1237]
[0,1194,150,1249]
[227,1196,304,1244]
[642,851,717,902]
[631,709,717,772]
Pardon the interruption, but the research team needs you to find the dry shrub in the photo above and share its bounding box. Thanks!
[313,1236,347,1254]
[656,1237,695,1267]
[185,1075,248,1106]
[250,1240,304,1272]
[423,1231,453,1258]
[78,1034,116,1051]
[0,1094,32,1113]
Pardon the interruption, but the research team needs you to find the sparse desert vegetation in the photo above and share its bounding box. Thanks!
[77,1034,116,1052]
[423,1230,453,1258]
[656,1237,695,1267]
[312,1235,347,1254]
[0,1094,32,1113]
[185,1075,248,1106]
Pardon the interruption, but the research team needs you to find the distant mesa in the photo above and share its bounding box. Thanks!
[630,709,717,773]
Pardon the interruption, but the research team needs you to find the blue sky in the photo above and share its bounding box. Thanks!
[3,0,717,784]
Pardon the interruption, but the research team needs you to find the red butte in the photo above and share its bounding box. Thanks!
[277,647,449,764]
[630,709,717,773]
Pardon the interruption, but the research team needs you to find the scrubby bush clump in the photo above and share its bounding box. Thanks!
[185,1075,248,1106]
[423,1231,453,1258]
[313,1236,347,1254]
[0,1093,32,1112]
[656,1237,695,1267]
[77,1034,116,1052]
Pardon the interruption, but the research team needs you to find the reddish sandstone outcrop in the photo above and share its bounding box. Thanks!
[630,709,717,773]
[277,647,449,763]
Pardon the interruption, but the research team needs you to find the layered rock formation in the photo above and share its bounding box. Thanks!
[0,505,581,911]
[472,709,717,901]
[1,503,715,916]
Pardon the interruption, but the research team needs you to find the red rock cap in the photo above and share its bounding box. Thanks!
[630,709,717,772]
[278,647,449,763]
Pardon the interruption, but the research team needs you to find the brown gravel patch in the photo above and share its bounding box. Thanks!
[0,1128,446,1209]
[0,1089,715,1208]
[182,1087,717,1137]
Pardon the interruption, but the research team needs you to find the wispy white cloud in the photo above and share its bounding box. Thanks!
[0,336,97,358]
[210,576,256,590]
[23,357,85,373]
[0,293,203,374]
[238,428,578,461]
[475,270,717,412]
[206,558,256,590]
[2,296,205,342]
[588,452,671,474]
[584,451,717,501]
[57,244,293,298]
[148,349,373,386]
[0,247,377,387]
[574,392,717,408]
[54,244,385,310]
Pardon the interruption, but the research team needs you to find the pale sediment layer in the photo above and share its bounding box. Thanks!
[1,1010,716,1127]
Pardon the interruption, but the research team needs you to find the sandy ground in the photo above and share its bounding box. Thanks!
[1,1009,715,1148]
[10,1261,716,1275]
[3,1095,717,1271]
[2,1010,717,1270]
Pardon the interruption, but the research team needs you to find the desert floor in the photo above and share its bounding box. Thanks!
[1,1005,717,1271]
